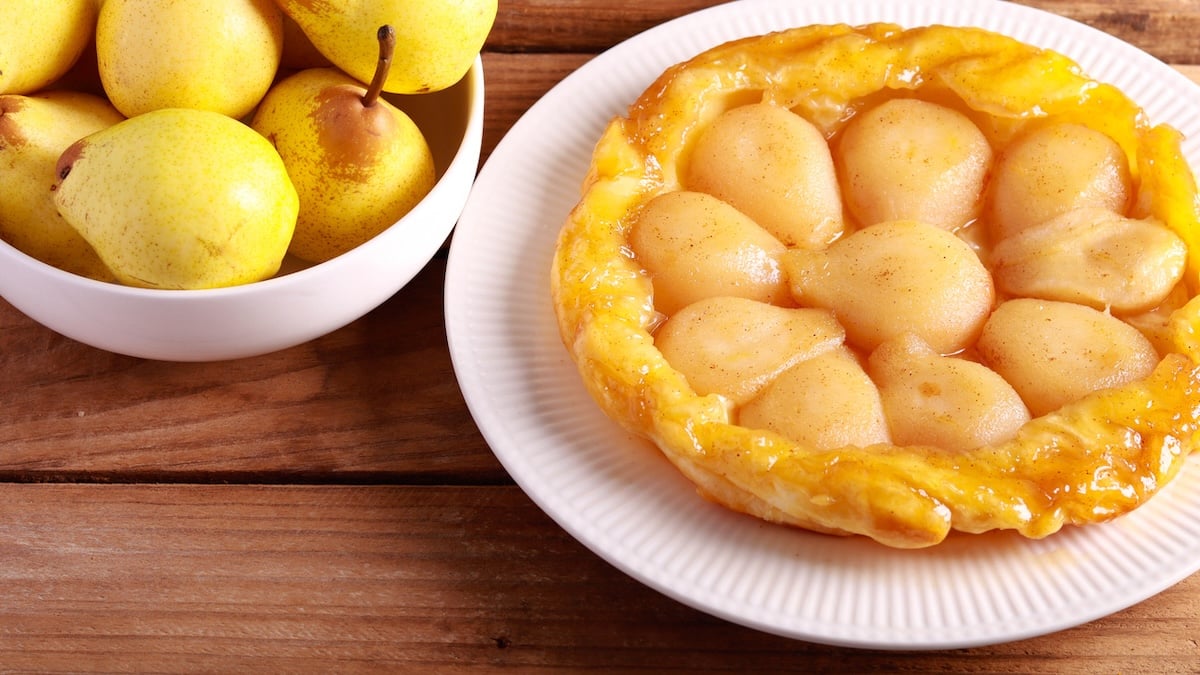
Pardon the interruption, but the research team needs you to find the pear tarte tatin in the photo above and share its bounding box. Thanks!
[550,23,1200,548]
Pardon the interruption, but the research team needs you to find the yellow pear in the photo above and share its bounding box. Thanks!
[250,26,435,263]
[0,0,98,94]
[0,91,123,280]
[53,108,299,289]
[276,0,496,93]
[96,0,283,119]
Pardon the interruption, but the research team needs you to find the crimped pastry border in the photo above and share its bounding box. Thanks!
[551,23,1200,548]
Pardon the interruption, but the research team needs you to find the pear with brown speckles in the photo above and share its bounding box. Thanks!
[0,0,97,95]
[250,25,435,263]
[0,91,123,280]
[53,108,299,290]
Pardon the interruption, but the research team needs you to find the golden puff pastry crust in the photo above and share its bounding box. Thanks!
[550,23,1200,548]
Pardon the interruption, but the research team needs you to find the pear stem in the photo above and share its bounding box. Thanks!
[362,25,396,108]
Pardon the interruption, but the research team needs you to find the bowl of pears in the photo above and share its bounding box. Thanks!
[0,0,490,361]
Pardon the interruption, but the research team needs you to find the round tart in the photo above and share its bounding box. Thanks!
[550,23,1200,548]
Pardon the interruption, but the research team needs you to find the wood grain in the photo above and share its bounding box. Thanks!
[488,0,727,53]
[479,52,591,161]
[0,484,1195,673]
[0,261,503,482]
[1,0,1199,670]
[485,0,1200,64]
[1017,0,1200,63]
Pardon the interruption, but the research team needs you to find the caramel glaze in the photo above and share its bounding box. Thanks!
[552,24,1200,547]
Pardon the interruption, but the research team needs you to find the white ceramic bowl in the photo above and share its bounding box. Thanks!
[0,58,484,361]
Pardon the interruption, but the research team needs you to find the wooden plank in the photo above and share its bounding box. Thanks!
[480,52,592,162]
[0,261,504,482]
[487,0,725,53]
[0,483,1194,672]
[1015,0,1200,64]
[484,0,1200,65]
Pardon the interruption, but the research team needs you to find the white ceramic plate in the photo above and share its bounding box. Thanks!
[445,0,1200,649]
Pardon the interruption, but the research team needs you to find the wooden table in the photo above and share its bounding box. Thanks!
[3,1,1198,671]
